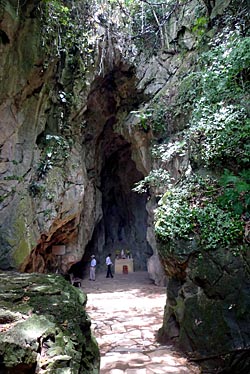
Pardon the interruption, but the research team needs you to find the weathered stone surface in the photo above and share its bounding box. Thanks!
[0,0,204,281]
[0,1,94,271]
[1,2,249,373]
[158,241,250,372]
[0,0,205,279]
[211,0,232,19]
[147,254,166,287]
[0,271,100,373]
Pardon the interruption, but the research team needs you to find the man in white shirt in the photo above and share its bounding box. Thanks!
[106,253,113,278]
[89,255,96,281]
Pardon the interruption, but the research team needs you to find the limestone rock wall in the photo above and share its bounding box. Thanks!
[144,0,250,371]
[0,1,100,273]
[0,0,245,294]
[0,0,155,275]
[0,0,49,269]
[158,240,250,372]
[0,0,167,276]
[1,0,249,371]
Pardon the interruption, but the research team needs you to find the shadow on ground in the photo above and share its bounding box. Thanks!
[82,271,200,374]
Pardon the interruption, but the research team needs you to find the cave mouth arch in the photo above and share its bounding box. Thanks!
[81,64,153,275]
[84,124,153,273]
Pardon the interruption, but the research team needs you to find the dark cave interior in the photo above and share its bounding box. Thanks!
[81,67,153,274]
[83,125,153,273]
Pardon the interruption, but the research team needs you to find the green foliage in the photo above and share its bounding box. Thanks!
[131,99,170,135]
[192,16,209,39]
[155,174,210,241]
[37,135,72,179]
[131,109,153,131]
[28,135,71,197]
[218,169,250,216]
[155,196,195,240]
[3,175,24,182]
[28,181,46,198]
[151,138,187,161]
[182,33,250,168]
[40,0,93,66]
[124,7,250,255]
[155,175,244,250]
[46,329,78,358]
[133,29,250,142]
[197,34,250,103]
[132,168,171,194]
[189,104,250,167]
[164,32,250,168]
[194,204,243,249]
[0,194,8,203]
[41,0,70,56]
[175,71,202,114]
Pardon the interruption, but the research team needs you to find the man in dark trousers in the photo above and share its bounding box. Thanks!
[106,253,113,278]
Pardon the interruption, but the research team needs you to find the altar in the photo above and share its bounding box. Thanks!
[115,258,134,274]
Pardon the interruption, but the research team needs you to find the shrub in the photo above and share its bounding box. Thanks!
[155,175,244,250]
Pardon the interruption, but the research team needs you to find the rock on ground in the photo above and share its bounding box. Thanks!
[0,271,100,374]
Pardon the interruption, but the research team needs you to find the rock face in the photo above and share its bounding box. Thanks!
[0,271,100,373]
[1,1,249,372]
[0,0,156,278]
[0,0,91,274]
[158,240,250,372]
[0,0,209,282]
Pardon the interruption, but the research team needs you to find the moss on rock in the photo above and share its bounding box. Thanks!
[8,194,37,268]
[0,271,100,373]
[158,241,250,372]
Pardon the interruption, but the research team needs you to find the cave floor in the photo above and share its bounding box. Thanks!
[83,271,200,374]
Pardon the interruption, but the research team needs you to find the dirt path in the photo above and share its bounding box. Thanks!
[83,271,200,374]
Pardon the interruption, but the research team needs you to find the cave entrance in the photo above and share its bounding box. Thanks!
[82,66,153,274]
[86,124,153,273]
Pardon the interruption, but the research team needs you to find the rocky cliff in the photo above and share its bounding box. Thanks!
[0,0,220,280]
[0,0,155,277]
[0,0,250,372]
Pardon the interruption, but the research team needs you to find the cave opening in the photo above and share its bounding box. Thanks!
[84,123,153,273]
[81,66,153,274]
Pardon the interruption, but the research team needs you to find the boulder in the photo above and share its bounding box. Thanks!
[0,271,100,373]
[158,240,250,372]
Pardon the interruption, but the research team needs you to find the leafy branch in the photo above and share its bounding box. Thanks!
[155,175,245,250]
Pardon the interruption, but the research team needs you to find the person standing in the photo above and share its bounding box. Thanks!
[106,253,113,278]
[89,255,96,281]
